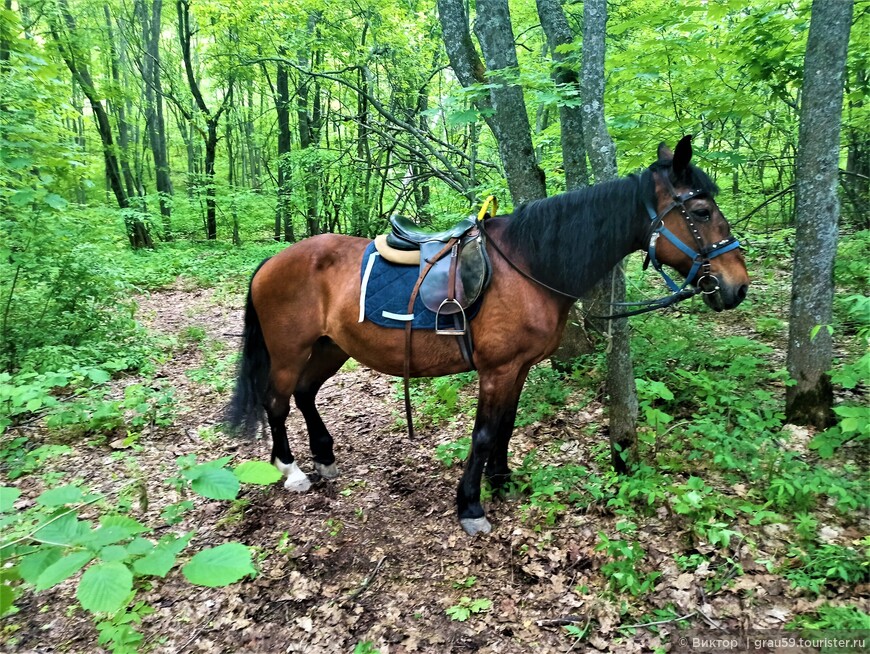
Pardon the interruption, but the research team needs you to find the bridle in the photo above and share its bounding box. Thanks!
[643,169,741,298]
[480,168,742,319]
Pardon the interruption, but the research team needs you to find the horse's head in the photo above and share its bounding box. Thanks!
[647,135,749,311]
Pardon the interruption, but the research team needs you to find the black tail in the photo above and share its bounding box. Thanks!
[226,259,272,436]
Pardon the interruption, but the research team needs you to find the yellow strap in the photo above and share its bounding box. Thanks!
[476,195,498,222]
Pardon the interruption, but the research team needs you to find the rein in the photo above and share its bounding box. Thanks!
[479,172,741,320]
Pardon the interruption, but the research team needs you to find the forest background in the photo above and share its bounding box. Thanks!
[0,0,868,652]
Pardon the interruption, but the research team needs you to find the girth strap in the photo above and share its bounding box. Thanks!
[403,238,459,439]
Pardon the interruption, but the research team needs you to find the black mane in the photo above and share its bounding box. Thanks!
[502,163,719,297]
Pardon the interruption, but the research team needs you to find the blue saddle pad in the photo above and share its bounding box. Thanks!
[358,241,481,330]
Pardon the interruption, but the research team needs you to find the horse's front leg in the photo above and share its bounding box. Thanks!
[457,367,524,535]
[485,401,521,494]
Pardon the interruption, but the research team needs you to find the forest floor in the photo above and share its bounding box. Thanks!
[5,284,868,653]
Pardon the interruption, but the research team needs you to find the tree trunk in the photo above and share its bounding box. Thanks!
[177,0,228,240]
[579,0,637,473]
[274,57,294,242]
[536,0,594,370]
[226,110,241,245]
[472,0,547,205]
[137,0,173,236]
[297,11,322,237]
[204,120,218,240]
[49,0,152,248]
[103,5,138,200]
[437,0,545,206]
[535,0,589,190]
[786,0,853,428]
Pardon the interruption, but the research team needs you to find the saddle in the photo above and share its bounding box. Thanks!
[376,215,491,335]
[382,197,498,441]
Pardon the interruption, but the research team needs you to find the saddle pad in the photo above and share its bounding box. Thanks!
[358,241,481,330]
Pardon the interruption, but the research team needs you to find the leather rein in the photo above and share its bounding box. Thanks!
[479,172,741,320]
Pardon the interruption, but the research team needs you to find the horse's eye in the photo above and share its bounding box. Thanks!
[693,208,711,222]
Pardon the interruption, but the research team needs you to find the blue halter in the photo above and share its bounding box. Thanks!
[643,186,742,295]
[592,173,741,320]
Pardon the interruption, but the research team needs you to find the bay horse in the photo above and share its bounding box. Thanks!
[227,136,749,535]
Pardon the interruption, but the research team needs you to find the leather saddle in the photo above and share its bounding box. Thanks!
[382,215,491,333]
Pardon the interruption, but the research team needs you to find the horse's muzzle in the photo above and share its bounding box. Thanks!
[702,281,748,312]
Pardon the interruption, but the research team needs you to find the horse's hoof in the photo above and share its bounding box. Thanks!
[460,517,492,536]
[275,460,312,493]
[314,462,340,480]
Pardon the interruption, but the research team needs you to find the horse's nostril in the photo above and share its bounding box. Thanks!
[737,284,748,300]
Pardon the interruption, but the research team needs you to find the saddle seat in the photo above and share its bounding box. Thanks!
[386,215,478,251]
[370,214,492,335]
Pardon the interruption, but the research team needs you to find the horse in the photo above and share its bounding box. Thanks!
[227,136,750,535]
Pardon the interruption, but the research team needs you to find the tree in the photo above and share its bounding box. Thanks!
[536,0,594,368]
[176,0,232,240]
[47,0,153,248]
[134,0,173,236]
[579,0,638,472]
[786,0,854,428]
[437,0,546,206]
[535,0,588,191]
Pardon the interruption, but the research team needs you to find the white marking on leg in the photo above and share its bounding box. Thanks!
[274,460,311,492]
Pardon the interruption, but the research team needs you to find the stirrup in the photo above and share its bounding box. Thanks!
[435,299,466,335]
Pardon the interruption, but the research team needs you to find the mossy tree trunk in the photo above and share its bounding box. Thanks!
[786,0,854,428]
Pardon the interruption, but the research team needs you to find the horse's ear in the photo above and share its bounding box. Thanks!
[657,142,673,162]
[673,135,693,177]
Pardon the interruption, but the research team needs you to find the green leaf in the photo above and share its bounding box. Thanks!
[76,562,133,614]
[99,546,129,563]
[126,538,154,556]
[35,550,94,590]
[44,193,67,210]
[0,584,15,616]
[446,604,470,621]
[0,487,20,513]
[469,598,492,613]
[132,548,176,578]
[36,485,83,507]
[10,189,35,206]
[233,461,282,485]
[87,516,149,548]
[85,368,111,384]
[190,468,240,500]
[99,515,149,537]
[182,543,255,587]
[34,511,89,546]
[19,547,63,584]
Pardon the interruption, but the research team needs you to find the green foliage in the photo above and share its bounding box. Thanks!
[353,641,382,654]
[434,436,471,468]
[784,542,870,595]
[95,602,154,654]
[511,450,588,528]
[596,526,661,596]
[445,596,492,621]
[452,575,477,589]
[404,372,477,428]
[788,604,870,632]
[0,455,272,627]
[181,543,256,587]
[515,366,571,428]
[186,339,237,393]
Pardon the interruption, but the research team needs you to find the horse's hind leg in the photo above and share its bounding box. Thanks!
[267,392,312,492]
[294,337,349,480]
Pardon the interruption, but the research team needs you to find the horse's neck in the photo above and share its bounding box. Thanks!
[552,205,645,298]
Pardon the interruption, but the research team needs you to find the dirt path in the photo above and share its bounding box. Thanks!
[7,288,865,653]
